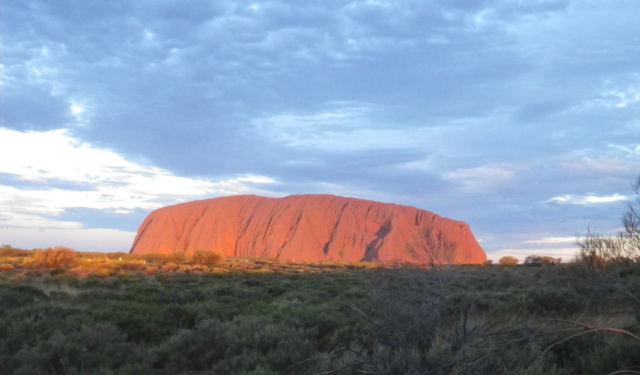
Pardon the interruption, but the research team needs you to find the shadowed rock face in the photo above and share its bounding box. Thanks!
[130,195,486,264]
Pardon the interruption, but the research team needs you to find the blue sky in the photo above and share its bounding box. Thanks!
[2,0,639,261]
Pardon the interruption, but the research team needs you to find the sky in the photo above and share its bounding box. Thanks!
[2,0,639,261]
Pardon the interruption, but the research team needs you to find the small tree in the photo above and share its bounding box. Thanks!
[577,175,640,270]
[498,256,518,266]
[622,174,640,254]
[421,228,457,266]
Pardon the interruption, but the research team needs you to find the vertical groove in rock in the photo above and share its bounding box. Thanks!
[184,206,208,251]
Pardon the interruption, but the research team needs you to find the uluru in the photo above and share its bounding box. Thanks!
[130,194,486,264]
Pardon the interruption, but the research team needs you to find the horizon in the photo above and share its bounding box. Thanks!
[2,0,639,263]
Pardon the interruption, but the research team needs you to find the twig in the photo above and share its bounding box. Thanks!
[348,302,383,326]
[553,319,640,342]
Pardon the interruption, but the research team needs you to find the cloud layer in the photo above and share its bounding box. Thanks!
[2,0,640,259]
[0,128,276,250]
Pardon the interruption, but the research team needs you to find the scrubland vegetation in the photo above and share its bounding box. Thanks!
[1,244,639,375]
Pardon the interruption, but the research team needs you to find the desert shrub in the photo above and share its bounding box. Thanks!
[190,249,224,266]
[498,255,519,266]
[0,263,14,272]
[119,260,148,272]
[0,245,31,257]
[524,255,560,266]
[0,284,48,310]
[74,258,114,274]
[49,268,66,276]
[32,247,78,268]
[519,287,586,317]
[160,262,180,273]
[179,264,208,273]
[105,251,135,260]
[0,256,22,266]
[140,253,170,264]
[10,323,146,375]
[151,319,227,372]
[166,251,186,264]
[80,252,109,260]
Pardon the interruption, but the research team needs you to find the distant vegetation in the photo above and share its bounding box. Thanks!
[498,255,519,266]
[0,245,391,279]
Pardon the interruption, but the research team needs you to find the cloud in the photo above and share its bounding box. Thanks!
[444,165,515,190]
[0,128,278,230]
[523,237,576,245]
[253,103,429,154]
[609,144,640,157]
[547,194,628,205]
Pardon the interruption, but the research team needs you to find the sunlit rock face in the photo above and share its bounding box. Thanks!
[130,195,486,264]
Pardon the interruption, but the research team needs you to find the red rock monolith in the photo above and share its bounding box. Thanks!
[129,194,486,264]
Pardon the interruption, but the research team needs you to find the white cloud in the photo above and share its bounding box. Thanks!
[68,98,92,126]
[0,128,278,230]
[547,193,628,205]
[444,164,516,191]
[523,237,576,245]
[608,144,640,158]
[446,166,514,180]
[598,88,640,109]
[254,104,424,152]
[256,103,372,130]
[70,104,84,115]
